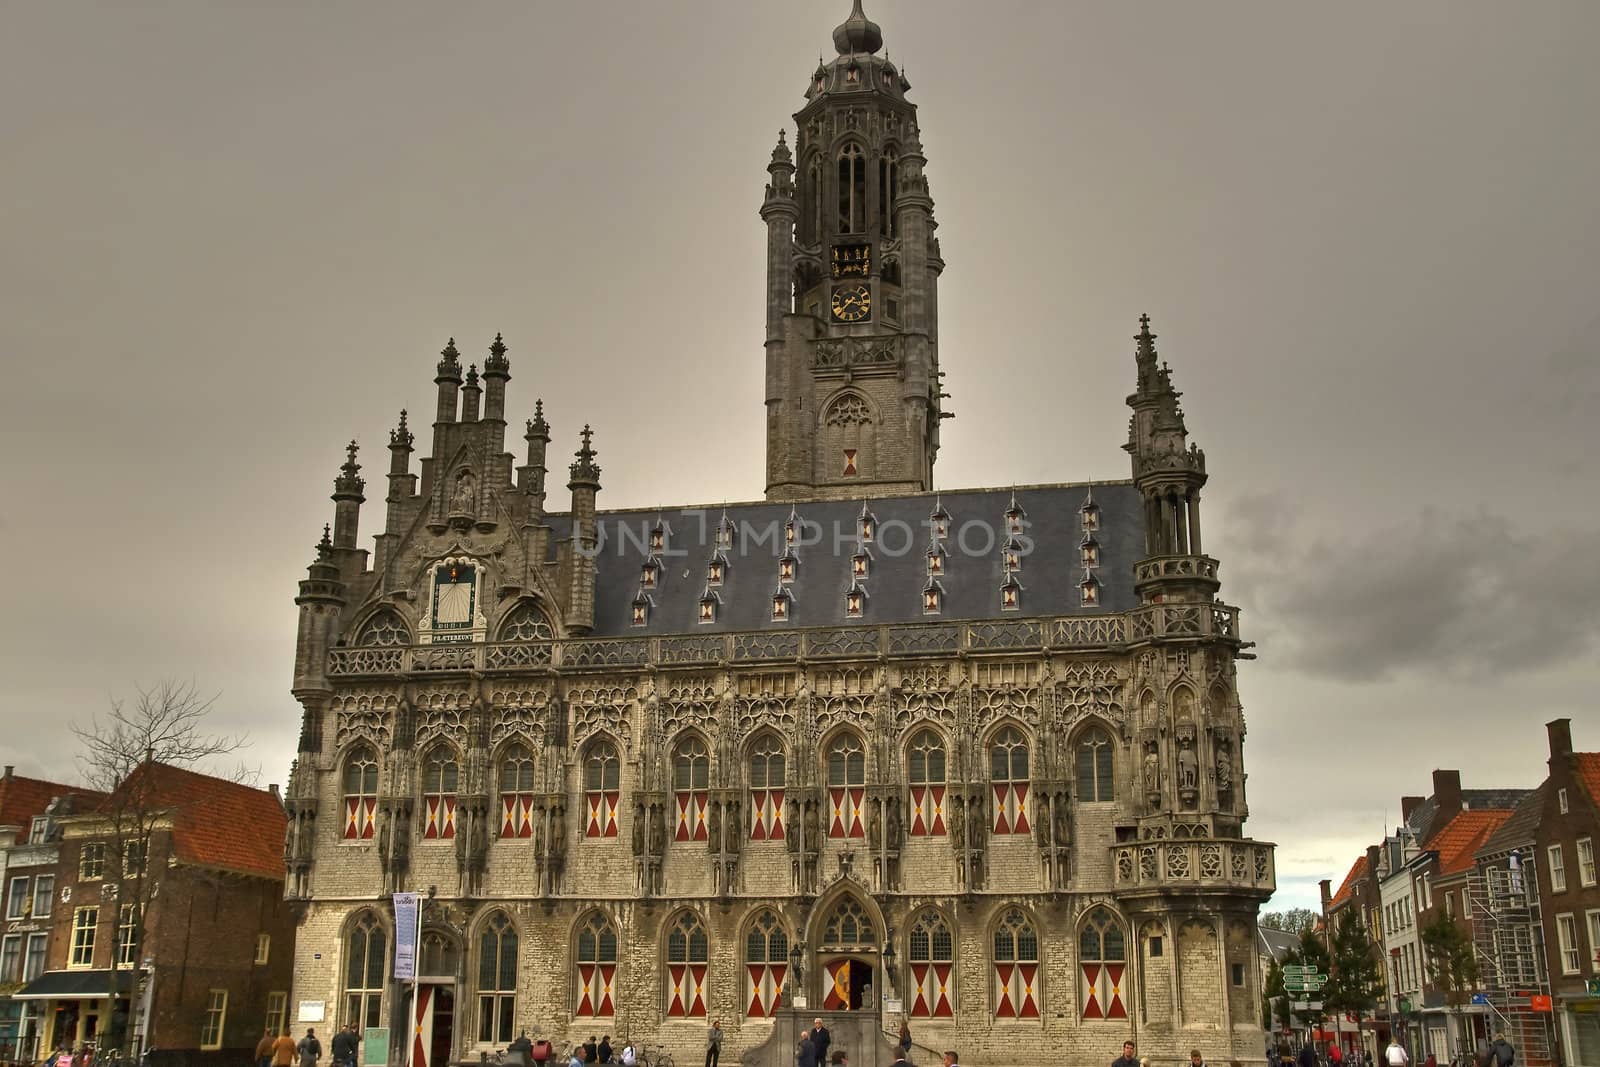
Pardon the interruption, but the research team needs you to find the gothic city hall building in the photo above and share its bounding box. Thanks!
[284,5,1276,1065]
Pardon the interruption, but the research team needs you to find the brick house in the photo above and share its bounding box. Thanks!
[17,762,296,1066]
[1324,844,1394,1054]
[0,767,103,1063]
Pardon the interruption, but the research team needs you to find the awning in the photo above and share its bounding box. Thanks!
[11,970,117,1000]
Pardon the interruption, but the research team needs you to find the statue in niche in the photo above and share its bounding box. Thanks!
[886,800,902,850]
[786,800,801,853]
[803,803,820,853]
[649,804,667,857]
[707,801,721,852]
[377,807,392,863]
[1053,793,1070,846]
[1178,735,1199,792]
[948,794,966,851]
[451,471,475,513]
[1143,740,1161,796]
[724,801,741,854]
[631,805,646,857]
[868,801,882,850]
[1034,794,1051,847]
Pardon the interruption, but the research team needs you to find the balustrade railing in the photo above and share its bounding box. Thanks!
[1112,837,1276,894]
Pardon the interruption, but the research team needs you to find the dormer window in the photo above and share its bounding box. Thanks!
[631,591,652,627]
[846,583,867,619]
[716,514,736,549]
[1001,575,1022,612]
[699,588,721,625]
[649,521,666,553]
[1005,495,1026,536]
[1081,574,1101,607]
[852,548,871,580]
[772,587,793,622]
[1081,539,1100,568]
[1081,496,1100,532]
[641,557,661,590]
[930,500,950,540]
[707,553,728,587]
[923,580,944,616]
[859,504,876,543]
[1003,537,1024,573]
[927,543,946,578]
[779,551,798,584]
[785,512,799,546]
[845,64,860,85]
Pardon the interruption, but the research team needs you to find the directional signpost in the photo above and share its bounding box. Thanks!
[1284,965,1329,995]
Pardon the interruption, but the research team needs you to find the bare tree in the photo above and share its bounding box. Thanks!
[71,679,251,1057]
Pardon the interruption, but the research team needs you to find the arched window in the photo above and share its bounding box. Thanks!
[664,912,710,1018]
[1079,906,1128,1020]
[826,733,866,839]
[498,742,536,838]
[749,734,787,841]
[575,912,618,1018]
[820,896,876,951]
[992,908,1040,1019]
[342,748,378,841]
[477,912,517,1043]
[820,896,877,1011]
[745,911,790,1018]
[803,154,823,246]
[421,746,459,840]
[419,931,459,978]
[878,148,899,237]
[990,726,1031,834]
[498,602,553,643]
[356,609,410,647]
[673,735,710,843]
[837,144,866,234]
[907,728,947,837]
[1076,725,1115,802]
[583,739,620,839]
[908,910,954,1017]
[345,912,386,1029]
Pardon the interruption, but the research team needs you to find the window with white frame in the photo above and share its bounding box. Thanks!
[1555,913,1580,975]
[1420,875,1432,910]
[0,935,20,982]
[116,903,138,966]
[123,840,147,876]
[1444,892,1454,919]
[256,933,271,965]
[265,992,288,1038]
[71,906,98,967]
[1558,788,1569,814]
[200,989,228,1049]
[1586,911,1600,973]
[32,875,54,918]
[29,816,48,844]
[1578,837,1596,888]
[1549,845,1568,893]
[79,842,106,881]
[24,933,47,981]
[5,877,27,919]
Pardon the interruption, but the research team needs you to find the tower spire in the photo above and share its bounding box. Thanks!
[833,0,883,55]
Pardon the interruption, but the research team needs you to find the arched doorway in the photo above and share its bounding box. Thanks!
[409,928,459,1067]
[814,895,879,1012]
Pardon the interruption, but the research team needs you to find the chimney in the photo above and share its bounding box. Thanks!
[1319,878,1333,912]
[3,765,12,780]
[1367,844,1382,886]
[1401,795,1424,823]
[268,783,280,800]
[1547,718,1573,759]
[1432,769,1463,818]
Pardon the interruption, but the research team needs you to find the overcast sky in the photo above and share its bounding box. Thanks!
[3,1,1597,913]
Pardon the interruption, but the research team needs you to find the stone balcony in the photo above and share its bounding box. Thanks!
[326,605,1242,680]
[1111,837,1276,899]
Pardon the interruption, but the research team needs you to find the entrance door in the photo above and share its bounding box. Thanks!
[821,957,876,1011]
[410,985,455,1067]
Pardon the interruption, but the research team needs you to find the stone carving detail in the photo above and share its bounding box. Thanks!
[813,335,902,370]
[568,684,637,749]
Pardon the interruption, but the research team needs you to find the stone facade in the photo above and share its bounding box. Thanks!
[284,5,1276,1067]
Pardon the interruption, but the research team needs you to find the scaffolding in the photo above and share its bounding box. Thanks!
[1466,861,1558,1067]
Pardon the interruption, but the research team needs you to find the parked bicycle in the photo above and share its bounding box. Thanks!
[636,1045,675,1067]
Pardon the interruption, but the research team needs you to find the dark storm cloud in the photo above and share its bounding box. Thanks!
[1225,497,1600,681]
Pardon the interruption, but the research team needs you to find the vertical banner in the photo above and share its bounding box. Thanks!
[393,892,420,980]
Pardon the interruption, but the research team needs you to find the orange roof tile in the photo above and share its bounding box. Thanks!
[103,762,286,881]
[1330,854,1369,908]
[0,773,103,830]
[1576,753,1600,810]
[1432,808,1513,876]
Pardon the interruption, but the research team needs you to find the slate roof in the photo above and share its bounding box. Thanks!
[0,773,101,831]
[547,481,1138,637]
[1475,784,1546,861]
[1330,854,1370,909]
[103,762,286,881]
[1259,926,1299,962]
[1431,809,1513,876]
[1411,788,1532,845]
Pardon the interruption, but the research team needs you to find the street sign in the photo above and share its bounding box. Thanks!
[1291,1001,1325,1012]
[1284,965,1316,975]
[1588,977,1600,995]
[1471,993,1490,1006]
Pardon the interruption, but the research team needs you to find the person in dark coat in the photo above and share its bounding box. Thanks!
[1491,1036,1514,1067]
[1299,1044,1319,1067]
[808,1020,831,1067]
[796,1035,817,1067]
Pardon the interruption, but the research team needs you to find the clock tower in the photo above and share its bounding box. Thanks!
[763,0,946,502]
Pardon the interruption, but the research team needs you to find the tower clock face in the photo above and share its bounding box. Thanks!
[830,284,872,322]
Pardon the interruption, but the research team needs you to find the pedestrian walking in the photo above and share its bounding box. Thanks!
[897,1023,912,1059]
[298,1029,323,1067]
[272,1030,298,1067]
[1491,1035,1514,1067]
[1385,1038,1409,1067]
[705,1020,723,1067]
[256,1030,277,1067]
[796,1033,817,1067]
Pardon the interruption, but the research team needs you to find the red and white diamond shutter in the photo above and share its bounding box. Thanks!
[1079,906,1128,1020]
[907,911,954,1018]
[665,912,709,1018]
[744,910,790,1018]
[906,729,947,837]
[826,733,867,839]
[748,734,787,841]
[421,746,459,840]
[822,958,854,1011]
[583,739,621,839]
[342,750,378,841]
[499,744,537,838]
[993,908,1041,1019]
[673,736,711,842]
[575,913,618,1018]
[989,726,1031,834]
